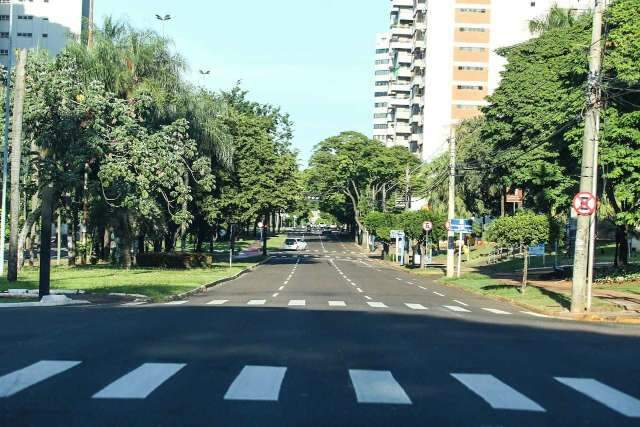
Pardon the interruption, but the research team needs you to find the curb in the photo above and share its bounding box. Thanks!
[167,256,272,302]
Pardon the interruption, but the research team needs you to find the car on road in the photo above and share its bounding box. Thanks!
[282,238,307,251]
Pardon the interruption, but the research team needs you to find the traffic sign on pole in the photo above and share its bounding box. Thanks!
[572,192,597,216]
[422,221,433,232]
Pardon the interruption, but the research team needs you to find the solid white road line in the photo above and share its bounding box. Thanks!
[207,300,229,305]
[123,302,146,306]
[433,292,445,297]
[165,301,188,306]
[93,363,185,399]
[278,286,284,291]
[452,374,545,412]
[443,305,471,313]
[367,302,388,308]
[0,361,81,398]
[349,370,412,405]
[555,377,640,417]
[224,366,287,401]
[405,303,427,310]
[329,301,346,307]
[288,300,306,306]
[453,300,469,307]
[482,308,511,315]
[247,300,267,305]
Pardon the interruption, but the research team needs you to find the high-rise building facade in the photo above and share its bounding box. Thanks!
[373,32,391,143]
[0,0,93,67]
[374,0,591,160]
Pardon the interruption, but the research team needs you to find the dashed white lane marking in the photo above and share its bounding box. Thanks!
[247,300,267,305]
[395,278,403,282]
[443,305,471,313]
[283,281,289,285]
[521,311,551,318]
[418,286,427,290]
[93,363,185,399]
[329,301,346,307]
[0,361,81,398]
[207,300,229,305]
[364,296,372,300]
[433,292,445,297]
[165,301,188,305]
[349,370,412,405]
[482,308,511,315]
[224,366,287,401]
[278,286,284,291]
[367,302,388,308]
[272,293,279,298]
[452,374,545,412]
[356,288,364,293]
[453,300,469,307]
[555,378,640,417]
[288,300,306,306]
[405,303,428,310]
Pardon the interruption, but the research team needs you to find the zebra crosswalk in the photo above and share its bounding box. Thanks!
[1,360,639,418]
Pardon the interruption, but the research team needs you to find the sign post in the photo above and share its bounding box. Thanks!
[450,219,473,277]
[390,230,405,266]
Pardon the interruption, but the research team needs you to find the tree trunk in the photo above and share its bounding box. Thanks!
[137,234,145,255]
[18,204,40,270]
[521,247,529,293]
[500,188,506,217]
[96,224,105,260]
[420,238,427,269]
[38,184,55,297]
[382,242,389,260]
[67,216,76,266]
[180,171,188,251]
[615,224,628,266]
[103,227,112,262]
[153,238,162,252]
[7,49,28,282]
[118,210,132,269]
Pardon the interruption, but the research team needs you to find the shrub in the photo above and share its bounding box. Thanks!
[136,252,215,269]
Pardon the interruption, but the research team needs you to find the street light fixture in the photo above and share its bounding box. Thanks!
[155,14,172,37]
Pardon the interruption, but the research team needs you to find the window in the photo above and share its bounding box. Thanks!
[458,46,486,52]
[375,81,388,87]
[375,48,389,54]
[0,32,8,39]
[374,92,388,97]
[457,84,484,90]
[0,15,9,21]
[457,65,485,71]
[374,102,387,108]
[375,70,390,76]
[374,124,388,130]
[374,113,387,119]
[455,104,479,110]
[458,8,487,13]
[375,59,390,65]
[0,50,8,56]
[459,27,487,32]
[18,15,34,20]
[42,33,48,38]
[17,32,33,38]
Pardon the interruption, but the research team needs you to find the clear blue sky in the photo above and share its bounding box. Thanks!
[95,0,389,166]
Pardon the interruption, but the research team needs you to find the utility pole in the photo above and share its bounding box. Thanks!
[0,1,14,276]
[446,132,456,278]
[405,165,411,210]
[571,0,605,313]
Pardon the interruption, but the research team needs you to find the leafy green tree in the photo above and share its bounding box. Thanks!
[488,211,551,291]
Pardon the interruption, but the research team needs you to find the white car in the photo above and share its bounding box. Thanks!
[283,238,307,251]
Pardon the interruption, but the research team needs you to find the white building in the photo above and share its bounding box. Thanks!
[0,0,93,67]
[375,0,592,161]
[373,32,391,143]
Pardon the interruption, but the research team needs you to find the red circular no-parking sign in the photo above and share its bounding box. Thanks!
[572,192,597,216]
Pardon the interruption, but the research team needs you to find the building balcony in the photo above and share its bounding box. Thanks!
[412,58,425,69]
[390,83,412,93]
[389,96,411,107]
[390,40,413,51]
[395,124,412,134]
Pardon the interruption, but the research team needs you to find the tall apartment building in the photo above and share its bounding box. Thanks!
[374,0,591,160]
[0,0,93,67]
[373,32,391,143]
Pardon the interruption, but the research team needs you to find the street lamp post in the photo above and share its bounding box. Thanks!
[0,1,14,275]
[198,69,211,88]
[154,14,172,38]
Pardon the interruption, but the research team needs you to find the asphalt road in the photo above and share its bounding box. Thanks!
[0,232,639,426]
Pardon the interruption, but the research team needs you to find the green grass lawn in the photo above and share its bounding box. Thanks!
[206,234,288,253]
[0,258,265,301]
[442,273,619,313]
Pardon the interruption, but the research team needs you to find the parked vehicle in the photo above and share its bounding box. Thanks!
[283,238,307,251]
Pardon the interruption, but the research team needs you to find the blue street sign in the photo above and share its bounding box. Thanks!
[450,219,473,233]
[529,244,546,257]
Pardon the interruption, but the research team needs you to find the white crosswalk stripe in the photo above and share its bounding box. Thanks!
[0,361,81,398]
[288,300,306,306]
[452,374,545,412]
[367,302,388,308]
[93,363,185,399]
[224,366,287,401]
[444,305,471,313]
[328,301,346,307]
[123,302,146,306]
[405,303,428,310]
[165,301,188,305]
[349,370,412,405]
[555,377,640,417]
[207,300,228,305]
[453,300,468,307]
[482,308,511,315]
[247,300,267,305]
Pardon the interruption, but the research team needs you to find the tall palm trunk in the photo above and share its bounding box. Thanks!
[7,49,28,282]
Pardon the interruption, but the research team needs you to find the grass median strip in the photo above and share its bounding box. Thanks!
[0,257,266,302]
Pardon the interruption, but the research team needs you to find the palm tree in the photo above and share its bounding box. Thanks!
[529,5,582,35]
